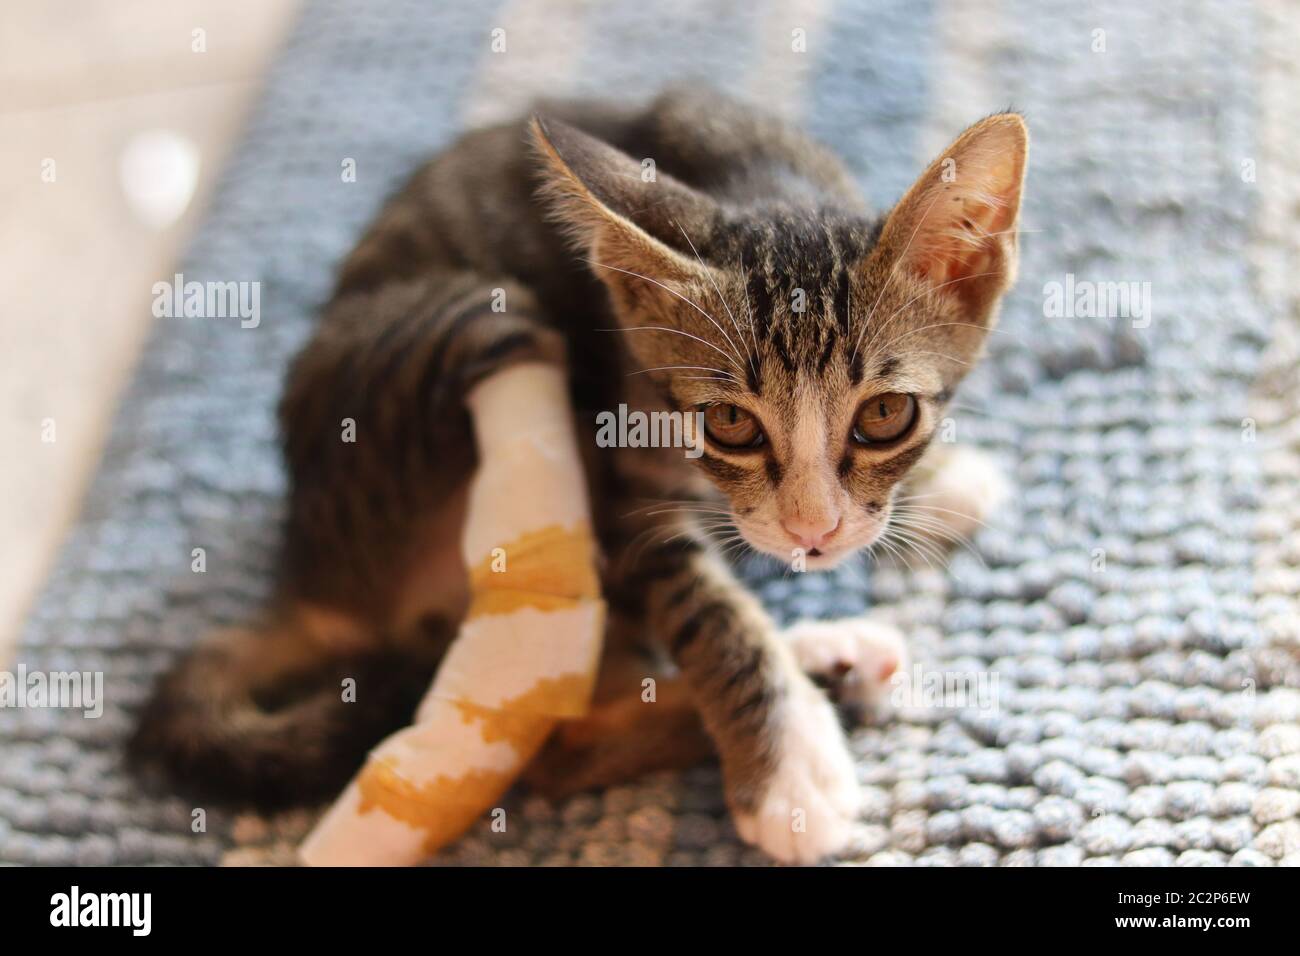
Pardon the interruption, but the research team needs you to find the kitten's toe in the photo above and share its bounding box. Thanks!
[785,617,908,723]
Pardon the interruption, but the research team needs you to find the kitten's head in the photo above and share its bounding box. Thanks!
[533,110,1027,569]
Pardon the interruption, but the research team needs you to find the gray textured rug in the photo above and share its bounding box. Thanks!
[4,0,1300,866]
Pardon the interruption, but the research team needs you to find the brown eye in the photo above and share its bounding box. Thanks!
[853,393,917,444]
[703,404,763,448]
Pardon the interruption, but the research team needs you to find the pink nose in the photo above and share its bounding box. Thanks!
[782,515,840,551]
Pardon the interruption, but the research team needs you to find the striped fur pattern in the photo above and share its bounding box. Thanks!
[132,88,1026,861]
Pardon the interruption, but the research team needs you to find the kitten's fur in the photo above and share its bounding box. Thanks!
[132,88,1026,863]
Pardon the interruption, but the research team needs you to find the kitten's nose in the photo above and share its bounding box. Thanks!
[782,515,840,552]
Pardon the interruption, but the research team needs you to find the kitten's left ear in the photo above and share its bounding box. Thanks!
[529,115,719,296]
[875,113,1028,324]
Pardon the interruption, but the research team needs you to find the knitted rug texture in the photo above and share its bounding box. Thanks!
[3,0,1300,866]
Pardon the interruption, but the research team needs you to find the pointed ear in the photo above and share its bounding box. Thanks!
[529,115,718,300]
[876,113,1028,323]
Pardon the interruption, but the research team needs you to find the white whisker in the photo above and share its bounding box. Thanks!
[851,190,945,365]
[675,221,752,380]
[627,364,738,380]
[892,502,991,531]
[596,325,742,372]
[585,258,746,373]
[738,252,762,361]
[854,270,1002,375]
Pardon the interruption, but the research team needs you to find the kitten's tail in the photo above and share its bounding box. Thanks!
[128,617,443,809]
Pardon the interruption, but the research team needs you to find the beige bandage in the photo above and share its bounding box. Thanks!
[300,363,605,866]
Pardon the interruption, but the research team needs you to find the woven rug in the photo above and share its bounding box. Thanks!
[3,0,1299,866]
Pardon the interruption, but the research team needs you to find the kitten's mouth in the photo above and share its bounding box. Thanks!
[752,537,854,570]
[800,546,847,569]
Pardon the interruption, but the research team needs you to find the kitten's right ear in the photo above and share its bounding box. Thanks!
[529,115,718,293]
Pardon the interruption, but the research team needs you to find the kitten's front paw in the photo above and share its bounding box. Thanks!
[904,445,1009,543]
[731,678,861,864]
[785,617,908,722]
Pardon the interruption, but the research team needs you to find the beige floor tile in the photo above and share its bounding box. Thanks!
[0,1,299,664]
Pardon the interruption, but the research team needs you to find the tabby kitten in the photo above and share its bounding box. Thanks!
[133,88,1027,864]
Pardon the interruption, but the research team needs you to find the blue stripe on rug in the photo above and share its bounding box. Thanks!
[805,0,938,207]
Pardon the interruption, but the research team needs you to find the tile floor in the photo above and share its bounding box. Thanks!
[0,1,300,663]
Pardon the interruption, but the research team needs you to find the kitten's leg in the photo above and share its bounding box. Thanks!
[622,541,863,864]
[522,629,714,800]
[134,273,568,806]
[896,442,1009,545]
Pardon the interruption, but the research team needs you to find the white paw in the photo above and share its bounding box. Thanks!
[785,617,908,719]
[732,679,861,864]
[907,446,1009,542]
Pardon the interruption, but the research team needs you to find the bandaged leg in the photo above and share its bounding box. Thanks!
[300,363,604,866]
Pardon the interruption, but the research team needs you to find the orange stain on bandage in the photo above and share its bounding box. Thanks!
[356,756,527,854]
[466,523,600,618]
[355,673,593,852]
[452,672,594,739]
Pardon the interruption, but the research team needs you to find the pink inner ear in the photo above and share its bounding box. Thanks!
[883,115,1026,312]
[909,180,1018,288]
